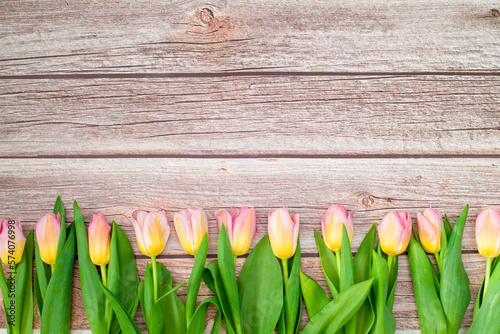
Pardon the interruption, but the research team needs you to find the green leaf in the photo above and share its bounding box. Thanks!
[238,234,283,334]
[0,266,12,333]
[101,284,141,334]
[156,263,187,334]
[187,296,222,334]
[339,226,356,334]
[149,282,186,333]
[408,238,447,334]
[302,279,374,334]
[440,205,471,334]
[40,223,76,334]
[8,230,33,334]
[300,270,330,319]
[54,196,67,264]
[314,229,339,297]
[108,222,140,334]
[443,214,453,239]
[218,224,242,334]
[74,201,107,334]
[386,256,398,312]
[186,234,208,324]
[440,221,448,265]
[203,260,236,334]
[469,279,500,334]
[34,239,51,316]
[283,240,302,334]
[370,250,396,334]
[353,224,375,334]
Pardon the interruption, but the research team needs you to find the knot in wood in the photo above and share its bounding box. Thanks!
[200,8,214,25]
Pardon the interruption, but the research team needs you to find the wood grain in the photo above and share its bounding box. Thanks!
[0,0,499,75]
[1,75,499,157]
[0,158,495,254]
[0,254,486,331]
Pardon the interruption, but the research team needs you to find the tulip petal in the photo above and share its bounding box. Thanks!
[174,210,195,255]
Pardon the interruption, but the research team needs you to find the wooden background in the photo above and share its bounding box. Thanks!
[1,0,500,331]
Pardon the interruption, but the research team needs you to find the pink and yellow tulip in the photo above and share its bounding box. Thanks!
[88,213,111,266]
[174,208,208,256]
[131,211,170,257]
[215,207,257,256]
[475,208,500,259]
[417,208,441,254]
[321,205,354,251]
[378,211,412,256]
[0,219,26,265]
[268,208,300,260]
[36,213,62,265]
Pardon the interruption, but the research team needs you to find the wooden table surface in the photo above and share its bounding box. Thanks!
[1,0,499,331]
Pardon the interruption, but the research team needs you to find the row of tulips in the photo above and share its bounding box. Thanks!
[1,199,499,333]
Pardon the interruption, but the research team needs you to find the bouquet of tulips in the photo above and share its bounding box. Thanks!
[0,219,33,334]
[408,206,470,334]
[133,208,222,334]
[203,208,300,334]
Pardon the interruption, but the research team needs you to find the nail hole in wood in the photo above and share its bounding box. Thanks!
[490,9,500,17]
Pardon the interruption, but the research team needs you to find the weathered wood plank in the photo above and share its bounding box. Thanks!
[0,0,499,75]
[0,254,486,330]
[0,158,496,254]
[1,76,499,157]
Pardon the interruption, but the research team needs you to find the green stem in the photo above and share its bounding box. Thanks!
[484,257,493,296]
[434,252,441,272]
[233,253,238,266]
[50,264,56,274]
[152,255,158,303]
[101,264,112,331]
[334,250,341,277]
[387,254,394,275]
[100,264,108,287]
[282,258,289,289]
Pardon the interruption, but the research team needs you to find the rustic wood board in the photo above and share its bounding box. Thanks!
[0,158,495,255]
[1,0,500,75]
[1,76,499,157]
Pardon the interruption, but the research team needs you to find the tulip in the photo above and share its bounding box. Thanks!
[378,211,412,256]
[215,207,257,256]
[88,213,111,266]
[0,219,26,265]
[417,208,442,254]
[268,208,300,260]
[131,211,170,257]
[174,209,208,256]
[321,205,354,251]
[36,213,62,265]
[475,208,500,259]
[476,208,500,294]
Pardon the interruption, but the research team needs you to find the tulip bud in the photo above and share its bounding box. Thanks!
[475,208,500,258]
[215,207,257,256]
[378,211,412,256]
[321,205,354,251]
[268,208,300,259]
[36,213,62,265]
[131,211,170,257]
[417,208,441,253]
[174,209,208,256]
[88,213,111,266]
[0,219,26,265]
